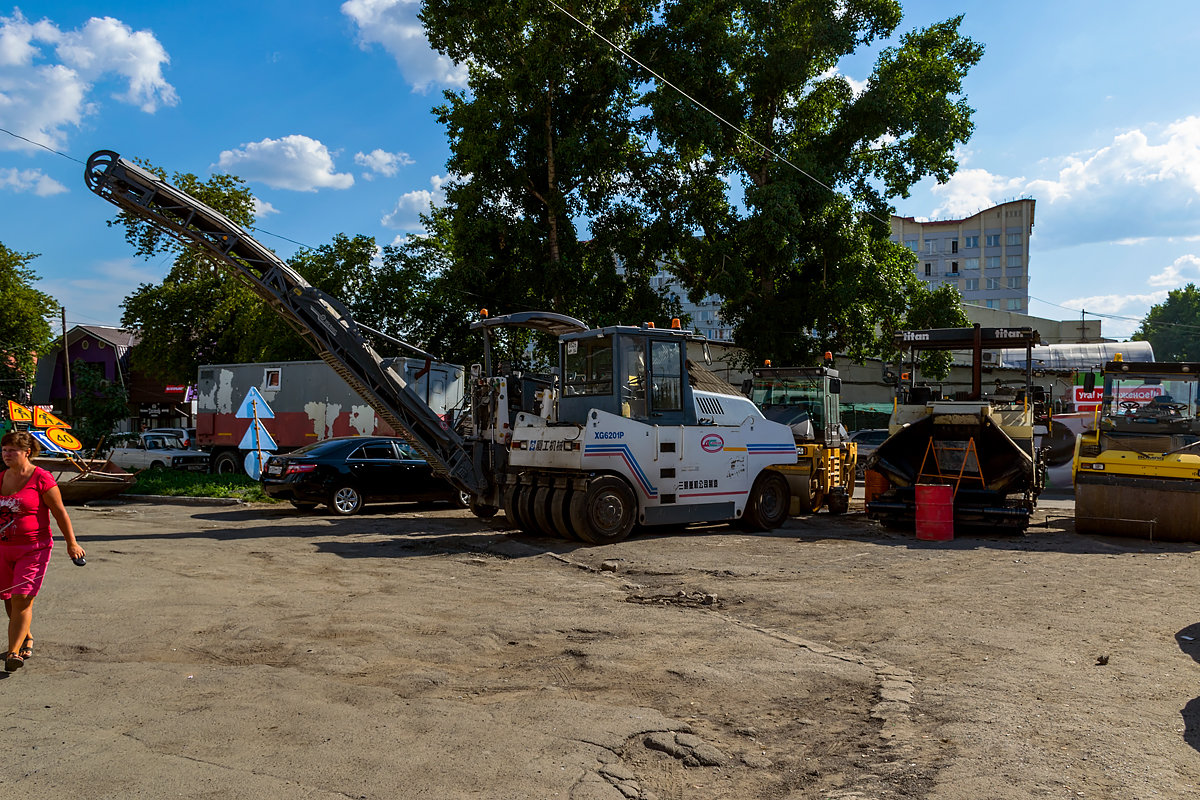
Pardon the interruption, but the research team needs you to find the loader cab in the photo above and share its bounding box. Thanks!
[748,366,844,446]
[560,327,694,426]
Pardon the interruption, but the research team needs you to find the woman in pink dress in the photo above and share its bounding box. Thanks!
[0,430,85,672]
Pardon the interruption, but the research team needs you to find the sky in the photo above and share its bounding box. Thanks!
[2,1,1199,341]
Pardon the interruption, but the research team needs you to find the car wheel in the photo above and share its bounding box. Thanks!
[212,451,240,475]
[328,485,364,516]
[290,501,318,512]
[149,460,166,470]
[454,490,471,509]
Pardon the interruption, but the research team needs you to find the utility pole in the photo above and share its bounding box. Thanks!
[61,307,72,417]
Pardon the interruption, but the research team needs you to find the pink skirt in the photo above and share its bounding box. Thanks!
[0,541,53,598]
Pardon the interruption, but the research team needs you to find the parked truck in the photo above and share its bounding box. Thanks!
[198,359,465,474]
[85,150,798,544]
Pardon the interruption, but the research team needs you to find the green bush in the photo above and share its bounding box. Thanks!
[128,470,276,503]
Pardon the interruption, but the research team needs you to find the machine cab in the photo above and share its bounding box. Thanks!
[559,326,694,426]
[748,366,843,445]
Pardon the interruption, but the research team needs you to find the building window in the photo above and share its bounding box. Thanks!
[964,278,979,291]
[925,240,936,254]
[1007,255,1023,268]
[986,256,1001,269]
[964,257,979,270]
[985,299,997,309]
[1006,233,1021,246]
[950,239,958,253]
[986,234,1001,247]
[924,263,932,276]
[1007,276,1022,289]
[1006,298,1023,311]
[986,277,1001,290]
[905,240,918,252]
[964,235,979,249]
[948,261,959,275]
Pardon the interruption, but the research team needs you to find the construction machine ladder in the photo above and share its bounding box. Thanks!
[83,150,486,495]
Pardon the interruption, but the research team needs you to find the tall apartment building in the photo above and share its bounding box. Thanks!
[890,198,1035,314]
[649,270,732,341]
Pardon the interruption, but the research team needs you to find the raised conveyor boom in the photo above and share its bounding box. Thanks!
[84,150,485,494]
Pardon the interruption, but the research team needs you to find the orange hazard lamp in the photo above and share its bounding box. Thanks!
[671,318,681,329]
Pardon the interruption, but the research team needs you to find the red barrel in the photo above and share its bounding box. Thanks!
[915,484,954,541]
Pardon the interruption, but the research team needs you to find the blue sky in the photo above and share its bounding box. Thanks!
[2,1,1199,341]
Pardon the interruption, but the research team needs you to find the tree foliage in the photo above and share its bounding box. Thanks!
[638,1,983,366]
[69,359,129,449]
[1132,284,1200,361]
[418,0,680,366]
[0,243,58,402]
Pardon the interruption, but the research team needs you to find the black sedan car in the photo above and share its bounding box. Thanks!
[260,436,467,515]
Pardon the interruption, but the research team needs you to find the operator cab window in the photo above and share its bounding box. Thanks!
[563,338,614,397]
[619,337,648,419]
[649,340,683,414]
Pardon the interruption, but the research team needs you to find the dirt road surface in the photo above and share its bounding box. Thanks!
[3,497,1198,799]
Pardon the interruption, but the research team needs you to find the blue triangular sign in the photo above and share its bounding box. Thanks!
[239,420,278,452]
[235,387,275,419]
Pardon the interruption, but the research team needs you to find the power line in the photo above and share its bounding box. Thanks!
[0,128,85,164]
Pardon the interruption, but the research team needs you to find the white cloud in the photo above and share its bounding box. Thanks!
[929,168,1027,219]
[354,148,413,179]
[341,0,467,92]
[0,11,176,152]
[251,196,278,217]
[214,136,354,191]
[923,116,1200,247]
[0,167,67,195]
[381,174,448,229]
[1147,254,1200,288]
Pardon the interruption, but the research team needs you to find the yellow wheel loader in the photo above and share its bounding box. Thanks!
[746,362,857,515]
[1074,358,1200,541]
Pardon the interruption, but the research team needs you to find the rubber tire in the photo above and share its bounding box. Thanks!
[328,485,365,516]
[550,487,580,541]
[149,461,165,470]
[453,490,471,509]
[469,499,500,519]
[569,476,637,545]
[501,483,524,530]
[531,485,557,537]
[741,471,791,531]
[517,483,543,535]
[212,451,240,475]
[290,501,318,512]
[826,490,850,515]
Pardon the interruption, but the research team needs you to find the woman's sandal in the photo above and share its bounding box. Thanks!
[4,652,23,672]
[18,636,32,660]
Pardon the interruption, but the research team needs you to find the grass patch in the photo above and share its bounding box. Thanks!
[128,470,276,503]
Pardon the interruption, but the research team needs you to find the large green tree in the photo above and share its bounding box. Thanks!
[0,243,58,402]
[418,0,680,356]
[639,1,983,366]
[1132,284,1200,361]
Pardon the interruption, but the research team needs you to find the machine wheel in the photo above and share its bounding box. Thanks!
[549,487,580,541]
[328,485,364,516]
[741,471,791,531]
[501,483,524,530]
[212,451,240,475]
[569,476,636,545]
[826,490,850,515]
[531,485,557,537]
[469,499,499,519]
[516,483,543,534]
[290,501,318,512]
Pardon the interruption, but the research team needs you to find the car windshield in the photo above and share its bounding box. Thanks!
[290,438,353,456]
